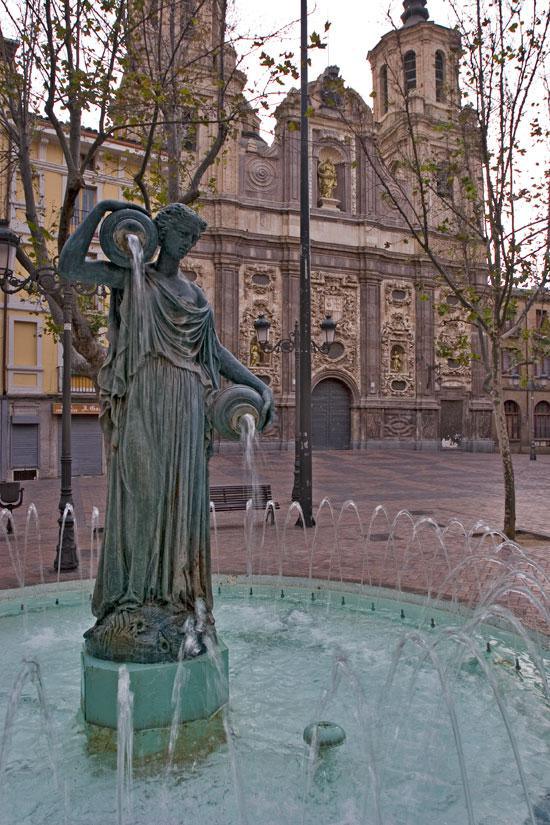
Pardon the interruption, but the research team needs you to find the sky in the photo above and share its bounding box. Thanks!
[230,0,453,138]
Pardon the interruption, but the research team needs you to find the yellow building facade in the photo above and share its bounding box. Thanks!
[1,127,143,479]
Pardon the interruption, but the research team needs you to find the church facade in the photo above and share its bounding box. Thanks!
[3,0,548,480]
[186,0,493,453]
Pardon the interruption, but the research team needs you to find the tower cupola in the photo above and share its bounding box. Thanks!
[401,0,430,27]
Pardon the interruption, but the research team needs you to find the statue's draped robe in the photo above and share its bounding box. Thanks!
[93,267,220,622]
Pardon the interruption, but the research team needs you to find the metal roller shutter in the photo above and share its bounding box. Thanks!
[59,416,103,476]
[11,423,39,468]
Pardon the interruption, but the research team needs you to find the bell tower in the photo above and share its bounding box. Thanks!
[368,0,461,137]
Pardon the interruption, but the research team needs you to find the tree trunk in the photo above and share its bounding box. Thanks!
[491,340,516,539]
[493,394,516,539]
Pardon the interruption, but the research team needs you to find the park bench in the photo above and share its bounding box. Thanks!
[210,484,279,524]
[0,482,24,534]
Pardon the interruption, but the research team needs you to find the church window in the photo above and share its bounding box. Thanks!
[504,400,521,441]
[403,50,416,93]
[535,401,550,439]
[181,108,197,152]
[436,163,453,200]
[71,185,96,229]
[435,51,446,102]
[380,64,389,113]
[502,349,519,377]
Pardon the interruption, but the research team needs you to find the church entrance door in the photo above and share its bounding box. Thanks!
[439,400,464,447]
[311,379,351,450]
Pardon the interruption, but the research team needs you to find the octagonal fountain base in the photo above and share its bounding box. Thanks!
[81,642,229,755]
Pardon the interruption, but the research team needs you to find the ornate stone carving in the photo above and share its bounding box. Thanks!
[384,409,416,439]
[384,281,413,309]
[179,259,214,305]
[319,65,344,109]
[246,157,276,190]
[435,293,472,390]
[420,410,438,439]
[381,280,415,397]
[179,260,204,287]
[243,265,277,294]
[311,271,359,381]
[366,410,383,439]
[239,265,282,392]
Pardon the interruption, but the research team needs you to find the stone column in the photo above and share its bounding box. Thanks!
[214,259,240,354]
[362,275,382,447]
[363,277,381,396]
[415,284,434,400]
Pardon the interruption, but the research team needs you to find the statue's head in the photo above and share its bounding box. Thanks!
[154,203,207,260]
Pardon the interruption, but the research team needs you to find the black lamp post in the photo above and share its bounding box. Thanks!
[0,221,78,570]
[0,221,19,483]
[276,0,317,526]
[254,311,337,522]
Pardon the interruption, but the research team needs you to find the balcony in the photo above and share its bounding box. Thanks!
[57,369,97,395]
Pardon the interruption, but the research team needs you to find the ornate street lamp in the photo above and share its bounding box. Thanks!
[254,312,337,521]
[0,221,20,484]
[253,312,337,355]
[0,221,78,570]
[0,221,19,285]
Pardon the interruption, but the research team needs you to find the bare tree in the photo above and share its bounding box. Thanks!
[332,0,549,538]
[0,0,302,373]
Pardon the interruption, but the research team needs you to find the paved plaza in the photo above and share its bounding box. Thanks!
[1,448,549,625]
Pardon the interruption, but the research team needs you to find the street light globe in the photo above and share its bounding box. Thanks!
[320,313,337,346]
[253,313,271,345]
[0,220,19,282]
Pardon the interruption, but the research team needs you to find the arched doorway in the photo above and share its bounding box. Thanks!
[311,378,351,450]
[534,400,550,439]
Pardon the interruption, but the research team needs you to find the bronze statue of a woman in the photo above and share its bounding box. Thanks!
[59,200,274,662]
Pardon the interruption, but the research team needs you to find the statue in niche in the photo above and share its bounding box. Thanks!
[318,158,338,200]
[249,338,261,368]
[391,345,405,373]
[59,200,274,663]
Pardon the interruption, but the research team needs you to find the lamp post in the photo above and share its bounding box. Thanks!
[297,0,313,526]
[0,221,19,483]
[254,312,337,522]
[511,373,548,460]
[0,221,78,570]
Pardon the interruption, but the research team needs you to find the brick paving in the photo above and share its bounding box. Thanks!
[1,447,549,630]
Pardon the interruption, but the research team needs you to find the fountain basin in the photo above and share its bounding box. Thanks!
[81,643,228,736]
[0,579,548,825]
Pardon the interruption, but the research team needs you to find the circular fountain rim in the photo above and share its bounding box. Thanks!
[1,575,547,650]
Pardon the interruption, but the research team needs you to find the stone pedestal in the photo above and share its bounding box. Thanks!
[319,196,340,211]
[81,641,229,755]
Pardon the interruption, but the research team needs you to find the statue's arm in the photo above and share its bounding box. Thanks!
[218,345,274,431]
[58,200,148,288]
